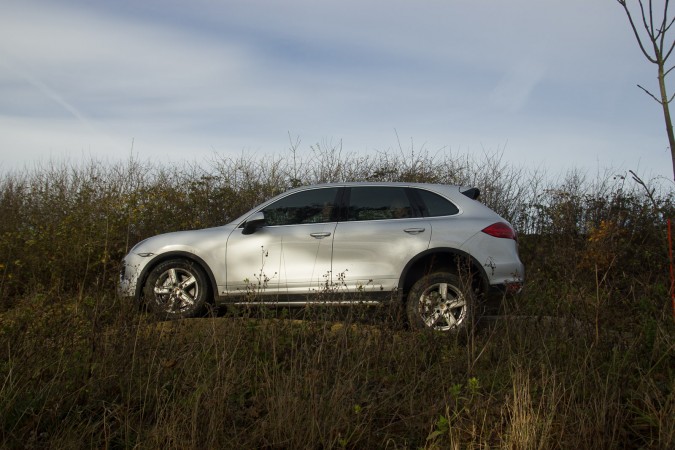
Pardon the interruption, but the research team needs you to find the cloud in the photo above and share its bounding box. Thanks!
[489,60,547,113]
[1,56,94,126]
[0,0,669,180]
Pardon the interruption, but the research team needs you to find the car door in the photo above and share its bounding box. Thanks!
[225,187,339,296]
[331,186,431,292]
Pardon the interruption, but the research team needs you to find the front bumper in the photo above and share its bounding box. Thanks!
[118,254,150,299]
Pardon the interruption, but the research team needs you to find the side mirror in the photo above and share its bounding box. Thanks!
[242,211,266,235]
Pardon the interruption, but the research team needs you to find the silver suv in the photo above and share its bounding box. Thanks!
[120,183,524,331]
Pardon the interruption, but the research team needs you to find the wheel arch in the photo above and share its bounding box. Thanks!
[135,251,218,302]
[397,248,489,300]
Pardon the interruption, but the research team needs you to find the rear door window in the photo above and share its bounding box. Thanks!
[346,187,415,221]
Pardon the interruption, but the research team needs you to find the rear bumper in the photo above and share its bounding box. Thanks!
[491,280,522,294]
[487,279,524,301]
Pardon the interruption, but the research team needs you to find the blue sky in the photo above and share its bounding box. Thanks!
[0,0,671,180]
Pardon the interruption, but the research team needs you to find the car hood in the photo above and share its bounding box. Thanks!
[129,224,238,255]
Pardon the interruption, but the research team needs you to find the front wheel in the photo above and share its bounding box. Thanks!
[143,259,210,320]
[406,272,474,332]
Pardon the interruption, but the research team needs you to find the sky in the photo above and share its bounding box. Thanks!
[0,0,672,181]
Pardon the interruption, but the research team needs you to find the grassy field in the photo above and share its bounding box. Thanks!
[0,149,673,448]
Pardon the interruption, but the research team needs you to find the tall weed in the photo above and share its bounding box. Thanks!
[0,149,672,448]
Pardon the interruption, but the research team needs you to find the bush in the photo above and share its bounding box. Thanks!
[0,148,673,448]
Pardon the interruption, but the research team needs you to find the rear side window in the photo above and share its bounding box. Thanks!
[263,187,339,226]
[347,187,414,221]
[415,189,459,217]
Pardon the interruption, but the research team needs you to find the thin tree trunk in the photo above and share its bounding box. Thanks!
[657,63,675,180]
[617,0,675,179]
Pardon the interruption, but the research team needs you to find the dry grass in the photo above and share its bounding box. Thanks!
[0,150,673,448]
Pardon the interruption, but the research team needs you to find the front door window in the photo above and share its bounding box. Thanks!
[225,187,339,295]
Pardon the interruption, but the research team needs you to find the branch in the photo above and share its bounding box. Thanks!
[664,10,675,35]
[658,1,673,55]
[662,4,675,61]
[638,83,664,103]
[629,170,659,210]
[664,35,675,61]
[666,65,675,77]
[640,0,656,39]
[618,0,659,63]
[665,12,675,33]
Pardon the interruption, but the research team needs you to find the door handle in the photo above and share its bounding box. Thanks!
[404,228,425,235]
[310,232,332,239]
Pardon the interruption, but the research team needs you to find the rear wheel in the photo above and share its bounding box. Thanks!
[406,272,474,332]
[143,259,210,320]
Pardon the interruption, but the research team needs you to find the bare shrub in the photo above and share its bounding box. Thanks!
[0,148,673,448]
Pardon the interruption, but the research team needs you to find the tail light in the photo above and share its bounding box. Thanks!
[481,222,517,240]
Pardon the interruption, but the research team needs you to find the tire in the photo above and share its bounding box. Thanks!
[406,271,474,332]
[143,259,210,320]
